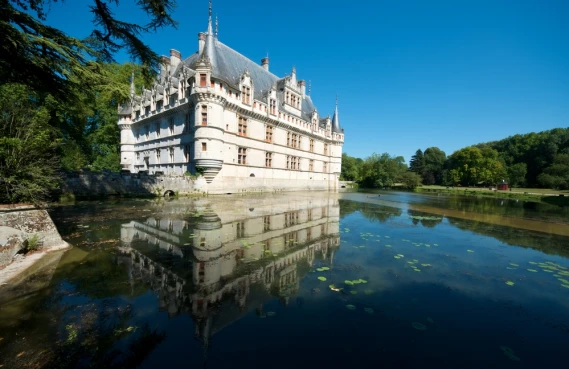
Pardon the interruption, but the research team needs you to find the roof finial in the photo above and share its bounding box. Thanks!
[130,67,135,98]
[308,80,311,95]
[207,0,213,35]
[215,14,218,37]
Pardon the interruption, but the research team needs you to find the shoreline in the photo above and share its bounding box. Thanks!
[0,241,71,289]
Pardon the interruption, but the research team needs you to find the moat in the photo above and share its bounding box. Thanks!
[1,191,568,368]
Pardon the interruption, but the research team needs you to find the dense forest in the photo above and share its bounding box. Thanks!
[342,127,569,190]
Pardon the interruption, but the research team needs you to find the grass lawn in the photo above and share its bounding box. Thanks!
[420,185,569,196]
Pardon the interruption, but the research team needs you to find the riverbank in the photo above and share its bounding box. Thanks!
[415,185,569,206]
[0,205,70,288]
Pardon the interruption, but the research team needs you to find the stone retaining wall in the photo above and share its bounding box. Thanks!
[0,207,68,268]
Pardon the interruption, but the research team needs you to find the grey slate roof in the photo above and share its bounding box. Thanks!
[182,36,320,122]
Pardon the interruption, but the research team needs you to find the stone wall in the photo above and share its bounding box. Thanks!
[60,171,208,199]
[0,206,68,268]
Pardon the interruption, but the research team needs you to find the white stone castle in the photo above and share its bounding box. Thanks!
[118,2,344,194]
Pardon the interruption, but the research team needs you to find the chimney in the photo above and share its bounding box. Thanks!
[198,33,206,54]
[299,80,306,97]
[261,57,269,71]
[160,55,170,75]
[170,49,181,69]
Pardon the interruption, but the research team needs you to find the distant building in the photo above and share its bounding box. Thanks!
[118,2,344,193]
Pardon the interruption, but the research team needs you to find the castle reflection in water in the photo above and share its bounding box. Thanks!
[117,193,340,347]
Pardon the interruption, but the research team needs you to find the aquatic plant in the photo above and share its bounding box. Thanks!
[467,250,474,253]
[318,276,327,281]
[426,317,434,324]
[527,269,538,272]
[505,281,515,286]
[500,346,520,361]
[346,304,356,310]
[364,308,374,314]
[411,322,427,331]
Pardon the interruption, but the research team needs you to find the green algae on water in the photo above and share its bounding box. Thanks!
[412,322,427,331]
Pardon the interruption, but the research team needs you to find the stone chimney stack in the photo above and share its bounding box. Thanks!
[261,57,269,71]
[170,49,181,69]
[198,33,206,54]
[160,55,170,75]
[299,80,306,97]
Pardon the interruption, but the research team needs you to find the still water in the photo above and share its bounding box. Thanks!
[1,191,569,368]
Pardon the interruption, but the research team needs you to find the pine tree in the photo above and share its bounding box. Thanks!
[409,149,425,176]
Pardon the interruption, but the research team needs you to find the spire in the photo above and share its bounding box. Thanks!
[331,95,342,133]
[308,80,311,95]
[207,0,213,35]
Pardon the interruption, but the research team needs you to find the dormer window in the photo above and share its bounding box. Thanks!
[270,99,276,115]
[241,86,251,104]
[200,74,207,87]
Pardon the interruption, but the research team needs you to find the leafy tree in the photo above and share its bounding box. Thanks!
[341,153,360,181]
[359,153,408,188]
[423,147,446,184]
[400,171,422,189]
[537,154,569,190]
[507,163,527,187]
[1,0,178,99]
[0,84,60,203]
[409,149,425,176]
[447,146,506,186]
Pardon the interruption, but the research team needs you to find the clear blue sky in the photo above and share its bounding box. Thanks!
[43,0,569,163]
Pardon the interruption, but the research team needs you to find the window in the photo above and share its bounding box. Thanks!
[241,86,251,104]
[236,222,245,238]
[200,74,207,87]
[265,125,273,142]
[270,99,276,115]
[184,113,190,132]
[157,100,163,111]
[201,105,207,126]
[169,147,174,163]
[145,125,149,140]
[286,91,290,105]
[265,152,272,168]
[307,227,312,241]
[309,139,314,152]
[323,161,328,173]
[169,118,174,135]
[324,143,328,155]
[202,142,207,151]
[136,110,140,119]
[286,155,290,169]
[238,147,247,165]
[284,211,299,227]
[309,159,314,171]
[155,149,161,163]
[287,132,291,147]
[155,122,161,138]
[292,134,298,148]
[291,156,298,170]
[184,145,190,162]
[263,216,271,232]
[136,152,140,160]
[238,116,247,136]
[145,106,150,115]
[307,209,312,221]
[210,79,214,88]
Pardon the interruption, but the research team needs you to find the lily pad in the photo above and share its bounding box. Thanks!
[316,268,325,272]
[505,281,515,286]
[510,263,519,267]
[267,312,276,317]
[561,284,569,289]
[317,276,327,281]
[411,322,427,331]
[529,261,537,265]
[426,317,434,324]
[345,280,354,286]
[467,250,474,253]
[346,304,356,310]
[350,291,358,295]
[320,267,330,271]
[364,307,374,314]
[527,269,538,273]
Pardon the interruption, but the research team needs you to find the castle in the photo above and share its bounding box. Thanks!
[118,2,344,194]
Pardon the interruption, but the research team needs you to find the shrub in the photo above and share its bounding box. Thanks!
[26,234,41,251]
